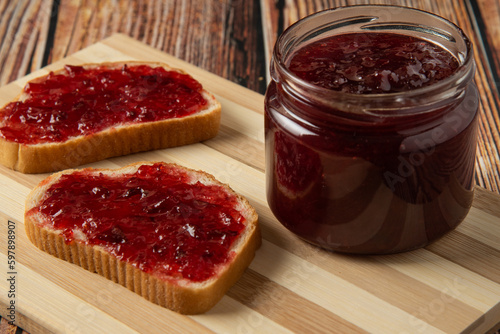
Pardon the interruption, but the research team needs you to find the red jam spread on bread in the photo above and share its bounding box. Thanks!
[0,64,208,144]
[288,33,459,93]
[28,163,246,281]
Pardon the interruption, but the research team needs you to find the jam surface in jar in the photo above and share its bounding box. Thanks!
[26,163,247,282]
[288,33,459,93]
[0,64,208,145]
[266,32,478,254]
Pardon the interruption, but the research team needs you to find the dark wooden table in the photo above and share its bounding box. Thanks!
[1,0,499,333]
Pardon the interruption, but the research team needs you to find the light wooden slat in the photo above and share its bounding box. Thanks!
[461,207,500,249]
[0,172,31,220]
[378,249,500,311]
[252,241,446,334]
[192,296,294,334]
[0,253,138,334]
[226,269,369,333]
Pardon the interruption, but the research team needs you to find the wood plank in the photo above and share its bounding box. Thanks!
[0,0,52,84]
[46,0,267,93]
[464,0,500,194]
[468,0,500,86]
[0,34,499,333]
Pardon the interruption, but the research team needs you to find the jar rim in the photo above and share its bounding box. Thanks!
[272,5,475,115]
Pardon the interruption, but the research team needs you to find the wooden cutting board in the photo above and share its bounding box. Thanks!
[0,34,499,334]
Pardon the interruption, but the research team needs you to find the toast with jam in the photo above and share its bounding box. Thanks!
[24,161,260,314]
[0,62,221,173]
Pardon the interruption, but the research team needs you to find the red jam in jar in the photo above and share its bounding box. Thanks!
[265,6,479,254]
[26,163,246,281]
[0,64,208,145]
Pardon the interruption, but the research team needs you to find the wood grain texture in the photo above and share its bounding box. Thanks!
[0,0,52,84]
[0,0,267,92]
[48,0,267,93]
[471,0,500,84]
[0,0,499,333]
[0,34,499,334]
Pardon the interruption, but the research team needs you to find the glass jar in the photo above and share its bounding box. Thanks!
[264,5,479,254]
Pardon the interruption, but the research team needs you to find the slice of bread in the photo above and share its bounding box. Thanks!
[0,61,221,174]
[24,161,260,314]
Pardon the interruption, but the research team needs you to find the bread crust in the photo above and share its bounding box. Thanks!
[24,162,261,314]
[0,61,221,174]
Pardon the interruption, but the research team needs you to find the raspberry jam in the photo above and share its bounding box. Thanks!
[265,6,479,254]
[287,33,459,94]
[0,64,208,144]
[27,163,246,282]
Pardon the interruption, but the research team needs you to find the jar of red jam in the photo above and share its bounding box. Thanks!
[264,5,479,254]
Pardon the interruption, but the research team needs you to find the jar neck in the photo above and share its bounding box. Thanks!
[270,5,476,124]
